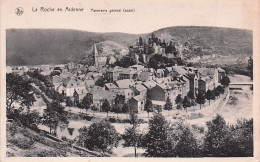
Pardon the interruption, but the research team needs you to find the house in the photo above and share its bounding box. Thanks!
[131,84,147,97]
[52,76,63,91]
[91,90,116,111]
[60,71,74,79]
[198,76,215,93]
[119,68,138,80]
[62,77,87,97]
[128,95,145,112]
[147,85,167,102]
[120,88,135,103]
[6,66,12,73]
[155,69,165,78]
[106,66,123,82]
[130,65,145,71]
[217,67,225,84]
[12,66,29,75]
[104,82,120,93]
[198,68,218,86]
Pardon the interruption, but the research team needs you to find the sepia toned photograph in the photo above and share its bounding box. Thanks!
[5,26,254,157]
[1,0,259,161]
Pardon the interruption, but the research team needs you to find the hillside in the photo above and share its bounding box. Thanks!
[6,26,252,66]
[6,123,101,157]
[152,26,253,59]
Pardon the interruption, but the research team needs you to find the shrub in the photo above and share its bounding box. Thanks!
[25,149,67,157]
[191,124,205,133]
[9,137,34,149]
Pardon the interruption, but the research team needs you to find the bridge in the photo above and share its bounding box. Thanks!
[229,82,253,85]
[229,82,253,90]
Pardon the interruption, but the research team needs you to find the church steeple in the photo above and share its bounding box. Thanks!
[93,42,99,67]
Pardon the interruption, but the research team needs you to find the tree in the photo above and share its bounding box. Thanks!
[115,56,136,68]
[81,94,92,113]
[221,75,230,87]
[138,36,143,46]
[73,90,79,107]
[216,85,225,94]
[213,88,220,99]
[248,57,253,80]
[164,97,172,116]
[144,98,153,118]
[122,103,129,118]
[175,94,183,105]
[203,114,229,157]
[222,118,253,157]
[102,99,111,118]
[190,99,197,109]
[95,76,106,87]
[122,111,140,157]
[175,125,199,157]
[114,94,124,118]
[22,110,41,128]
[77,120,120,154]
[182,96,191,112]
[145,112,175,157]
[196,92,206,109]
[91,106,99,116]
[188,90,196,109]
[187,90,195,100]
[175,94,183,113]
[66,97,73,107]
[6,73,36,116]
[205,90,215,106]
[42,101,68,134]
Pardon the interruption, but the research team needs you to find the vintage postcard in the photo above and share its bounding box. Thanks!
[0,0,260,162]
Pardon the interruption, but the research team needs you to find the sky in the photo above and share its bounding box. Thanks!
[1,0,258,34]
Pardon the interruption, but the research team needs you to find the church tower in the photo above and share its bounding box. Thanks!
[93,42,99,67]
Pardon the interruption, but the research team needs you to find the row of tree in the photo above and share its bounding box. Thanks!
[76,111,253,157]
[142,112,253,157]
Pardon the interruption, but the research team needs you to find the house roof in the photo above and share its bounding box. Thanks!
[155,77,171,84]
[134,84,147,92]
[217,67,225,73]
[114,79,135,89]
[132,95,145,102]
[66,78,85,88]
[120,68,136,75]
[88,66,97,72]
[198,68,215,77]
[52,76,62,84]
[142,80,157,89]
[199,76,212,83]
[107,66,123,73]
[104,83,118,90]
[92,90,116,100]
[172,66,188,75]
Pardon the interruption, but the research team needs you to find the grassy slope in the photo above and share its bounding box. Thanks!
[6,124,95,157]
[6,26,252,66]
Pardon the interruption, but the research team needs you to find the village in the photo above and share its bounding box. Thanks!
[6,37,227,116]
[6,33,253,157]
